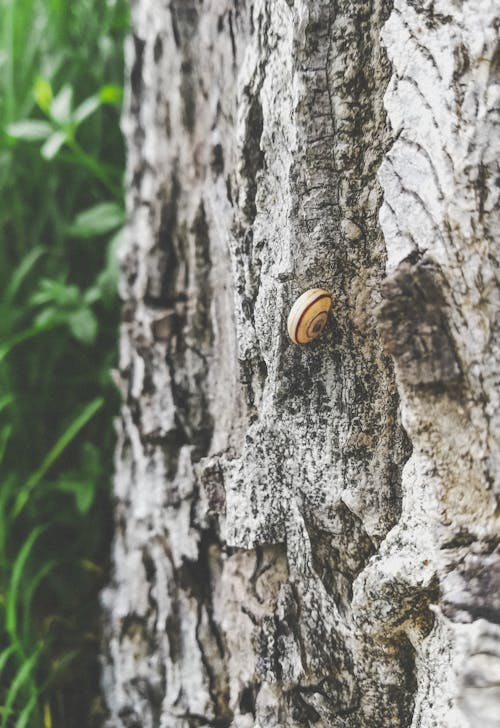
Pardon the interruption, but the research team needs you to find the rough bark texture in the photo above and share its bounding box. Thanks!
[101,1,500,726]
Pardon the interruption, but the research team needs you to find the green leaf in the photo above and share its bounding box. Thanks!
[33,307,60,330]
[83,286,101,305]
[41,130,66,160]
[6,120,53,141]
[81,441,102,475]
[34,78,53,113]
[54,478,95,514]
[73,95,100,126]
[13,397,104,517]
[4,247,45,304]
[75,485,95,513]
[99,84,123,105]
[31,279,80,307]
[50,84,73,124]
[67,202,125,238]
[67,307,98,344]
[84,228,122,306]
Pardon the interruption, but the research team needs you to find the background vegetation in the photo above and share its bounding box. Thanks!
[0,0,128,724]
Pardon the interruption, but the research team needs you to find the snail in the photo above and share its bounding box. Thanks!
[287,288,332,344]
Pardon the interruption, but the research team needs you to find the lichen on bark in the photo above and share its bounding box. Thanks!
[101,1,500,727]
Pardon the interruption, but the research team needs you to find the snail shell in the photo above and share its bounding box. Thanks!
[287,288,332,344]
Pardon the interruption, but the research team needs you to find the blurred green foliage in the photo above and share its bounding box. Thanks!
[0,0,128,725]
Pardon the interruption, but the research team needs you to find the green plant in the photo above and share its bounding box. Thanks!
[0,0,128,725]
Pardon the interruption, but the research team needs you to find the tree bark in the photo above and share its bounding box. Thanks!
[101,1,500,726]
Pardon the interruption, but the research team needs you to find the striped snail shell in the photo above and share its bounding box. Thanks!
[287,288,332,344]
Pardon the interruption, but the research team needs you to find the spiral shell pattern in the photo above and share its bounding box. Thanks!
[287,288,332,344]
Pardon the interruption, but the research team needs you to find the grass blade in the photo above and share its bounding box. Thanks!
[6,526,46,636]
[13,397,104,516]
[0,424,13,465]
[15,692,37,728]
[0,322,62,365]
[21,560,58,642]
[0,645,41,728]
[0,645,16,681]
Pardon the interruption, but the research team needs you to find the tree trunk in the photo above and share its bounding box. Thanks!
[101,1,500,726]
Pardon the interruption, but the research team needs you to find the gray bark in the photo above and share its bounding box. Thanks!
[101,1,500,726]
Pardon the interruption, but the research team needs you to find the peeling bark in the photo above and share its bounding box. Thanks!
[101,1,500,727]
